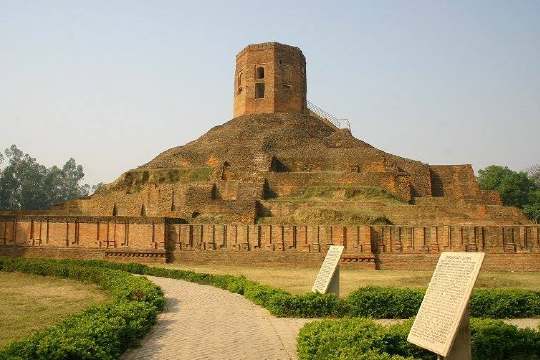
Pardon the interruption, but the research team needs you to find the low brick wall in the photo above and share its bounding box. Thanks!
[376,253,540,272]
[1,215,539,271]
[0,215,171,263]
[0,245,105,260]
[171,249,376,269]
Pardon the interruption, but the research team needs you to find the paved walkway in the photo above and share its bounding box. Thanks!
[123,276,540,360]
[122,276,311,360]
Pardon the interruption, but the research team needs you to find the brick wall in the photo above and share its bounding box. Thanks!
[429,164,480,199]
[0,215,170,263]
[1,215,539,271]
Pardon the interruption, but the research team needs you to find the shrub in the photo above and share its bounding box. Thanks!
[297,318,540,360]
[470,289,540,318]
[347,287,425,318]
[0,257,164,359]
[43,259,540,320]
[267,292,349,318]
[297,318,427,360]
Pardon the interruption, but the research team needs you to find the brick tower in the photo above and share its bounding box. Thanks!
[233,42,307,117]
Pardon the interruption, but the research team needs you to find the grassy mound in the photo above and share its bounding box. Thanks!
[284,185,406,203]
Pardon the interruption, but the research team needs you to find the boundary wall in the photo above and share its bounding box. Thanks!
[1,215,539,271]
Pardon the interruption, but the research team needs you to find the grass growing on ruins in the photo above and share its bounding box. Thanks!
[0,272,109,348]
[257,207,393,225]
[281,185,406,204]
[161,263,540,296]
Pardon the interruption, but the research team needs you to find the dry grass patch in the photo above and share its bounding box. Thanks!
[0,272,109,348]
[160,263,540,296]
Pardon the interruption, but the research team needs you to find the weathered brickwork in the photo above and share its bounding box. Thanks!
[0,215,172,263]
[42,42,526,226]
[1,215,539,271]
[234,42,307,117]
[5,42,532,270]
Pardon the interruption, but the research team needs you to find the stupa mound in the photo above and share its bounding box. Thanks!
[1,42,535,271]
[59,111,527,225]
[50,41,528,225]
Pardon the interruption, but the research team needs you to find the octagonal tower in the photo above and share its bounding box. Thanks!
[233,42,307,117]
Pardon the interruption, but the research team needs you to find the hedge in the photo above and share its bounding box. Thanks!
[56,259,540,320]
[297,318,540,360]
[0,257,165,360]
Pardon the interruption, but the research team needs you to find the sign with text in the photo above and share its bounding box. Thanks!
[407,252,485,357]
[312,245,344,294]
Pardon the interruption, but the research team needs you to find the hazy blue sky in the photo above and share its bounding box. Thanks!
[1,1,539,185]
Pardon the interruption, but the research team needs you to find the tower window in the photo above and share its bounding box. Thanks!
[256,66,264,79]
[237,72,243,94]
[255,83,265,98]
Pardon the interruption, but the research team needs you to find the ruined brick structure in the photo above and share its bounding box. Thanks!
[234,42,307,117]
[1,42,533,270]
[1,215,539,271]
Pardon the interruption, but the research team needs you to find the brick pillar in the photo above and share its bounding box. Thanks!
[359,226,372,254]
[237,225,249,250]
[444,225,452,250]
[532,226,540,253]
[283,225,295,250]
[519,226,527,252]
[307,225,321,252]
[296,225,309,252]
[248,225,260,250]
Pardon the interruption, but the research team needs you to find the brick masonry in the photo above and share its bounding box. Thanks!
[1,215,539,271]
[234,42,307,117]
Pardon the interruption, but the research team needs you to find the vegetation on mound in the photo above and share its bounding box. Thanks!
[283,185,406,204]
[297,318,540,360]
[0,257,164,359]
[258,207,393,225]
[116,167,213,193]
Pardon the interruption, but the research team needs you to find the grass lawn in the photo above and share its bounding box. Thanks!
[161,263,540,296]
[0,272,109,348]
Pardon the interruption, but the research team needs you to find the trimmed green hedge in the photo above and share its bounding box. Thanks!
[50,259,540,320]
[0,257,164,360]
[297,318,540,360]
[347,287,540,319]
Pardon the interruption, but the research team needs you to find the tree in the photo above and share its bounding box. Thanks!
[91,182,105,194]
[524,189,540,223]
[529,165,540,188]
[477,165,536,208]
[478,164,540,223]
[0,145,91,210]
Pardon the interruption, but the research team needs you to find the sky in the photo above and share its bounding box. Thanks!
[1,1,539,185]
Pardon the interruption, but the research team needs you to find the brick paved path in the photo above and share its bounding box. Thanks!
[122,276,540,360]
[122,276,311,360]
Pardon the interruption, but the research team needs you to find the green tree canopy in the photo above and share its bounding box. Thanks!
[0,145,90,210]
[477,165,536,208]
[524,189,540,223]
[478,164,540,223]
[529,165,540,188]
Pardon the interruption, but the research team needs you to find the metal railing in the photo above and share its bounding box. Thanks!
[307,100,351,130]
